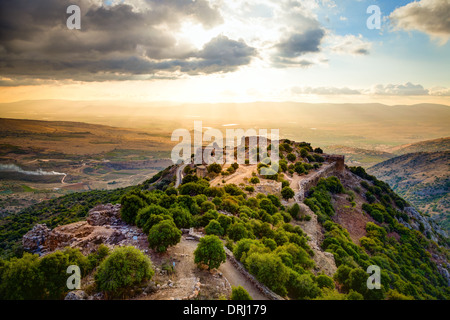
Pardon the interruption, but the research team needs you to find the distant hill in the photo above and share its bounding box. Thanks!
[323,145,393,168]
[325,137,450,169]
[388,137,450,155]
[368,151,450,233]
[1,100,449,151]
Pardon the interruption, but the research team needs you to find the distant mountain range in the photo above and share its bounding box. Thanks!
[325,137,450,168]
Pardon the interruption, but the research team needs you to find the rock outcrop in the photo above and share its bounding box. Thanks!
[22,204,149,256]
[64,290,88,300]
[22,224,51,254]
[86,204,121,226]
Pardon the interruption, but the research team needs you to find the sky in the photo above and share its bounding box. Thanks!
[0,0,449,104]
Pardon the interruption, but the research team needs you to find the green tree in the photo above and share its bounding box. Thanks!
[120,194,145,225]
[95,246,154,298]
[135,204,169,228]
[287,153,297,162]
[39,250,71,299]
[207,163,222,174]
[87,244,110,271]
[316,274,335,289]
[231,286,253,300]
[194,235,226,270]
[0,253,44,300]
[287,271,321,300]
[249,177,260,184]
[169,206,193,228]
[217,214,233,233]
[281,186,295,200]
[205,219,225,236]
[147,220,182,253]
[228,222,252,241]
[245,252,290,296]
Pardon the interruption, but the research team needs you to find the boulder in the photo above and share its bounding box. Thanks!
[87,204,121,226]
[22,224,51,254]
[64,290,88,300]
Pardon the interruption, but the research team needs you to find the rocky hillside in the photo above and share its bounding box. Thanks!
[1,139,449,301]
[368,152,449,233]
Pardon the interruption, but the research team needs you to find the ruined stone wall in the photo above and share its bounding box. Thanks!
[295,156,345,202]
[181,229,284,300]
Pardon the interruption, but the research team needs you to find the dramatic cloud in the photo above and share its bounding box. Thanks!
[276,29,325,57]
[0,0,258,82]
[369,83,430,96]
[390,0,450,43]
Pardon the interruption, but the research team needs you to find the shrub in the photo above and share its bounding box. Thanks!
[40,249,88,299]
[287,271,321,300]
[233,239,263,261]
[194,235,226,270]
[231,286,253,300]
[316,274,335,289]
[169,206,193,228]
[288,203,300,219]
[300,148,309,158]
[314,147,323,154]
[120,194,145,225]
[245,252,290,296]
[249,177,260,184]
[95,246,154,298]
[201,201,216,213]
[228,223,252,241]
[87,244,110,271]
[245,186,255,193]
[0,253,44,300]
[147,220,182,253]
[142,214,173,234]
[207,163,222,174]
[205,219,224,236]
[217,214,233,233]
[281,186,295,200]
[287,153,296,162]
[135,204,169,228]
[365,192,376,204]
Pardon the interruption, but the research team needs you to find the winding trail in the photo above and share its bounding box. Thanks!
[219,260,268,300]
[175,164,187,188]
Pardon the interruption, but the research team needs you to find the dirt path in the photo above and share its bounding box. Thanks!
[175,164,187,188]
[210,164,258,186]
[137,235,269,300]
[218,260,268,300]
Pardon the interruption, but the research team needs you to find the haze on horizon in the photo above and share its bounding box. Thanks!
[0,0,449,106]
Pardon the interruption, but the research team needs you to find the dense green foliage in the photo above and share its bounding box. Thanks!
[0,187,134,258]
[0,247,89,300]
[231,286,253,300]
[147,220,182,253]
[95,246,154,298]
[194,235,226,270]
[305,175,450,300]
